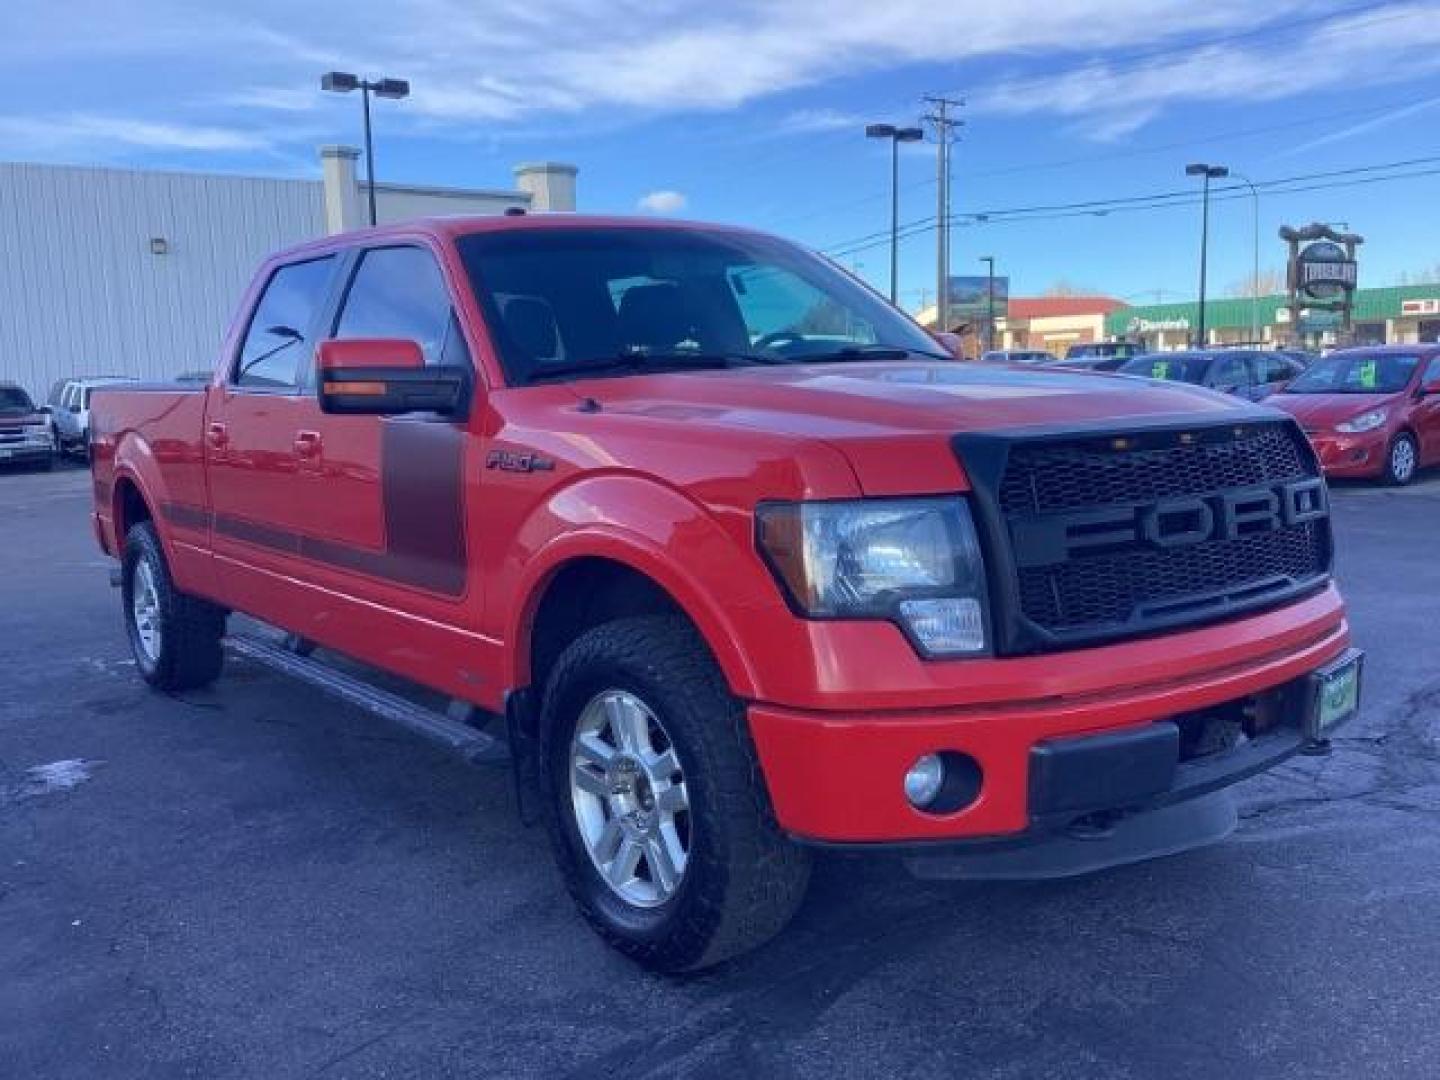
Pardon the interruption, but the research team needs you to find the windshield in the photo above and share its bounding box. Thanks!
[1069,343,1133,359]
[0,387,35,414]
[1283,353,1420,394]
[1118,354,1212,383]
[457,227,944,384]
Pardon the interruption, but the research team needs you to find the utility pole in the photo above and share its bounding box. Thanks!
[923,95,964,334]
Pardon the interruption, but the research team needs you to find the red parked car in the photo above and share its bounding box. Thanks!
[1266,345,1440,485]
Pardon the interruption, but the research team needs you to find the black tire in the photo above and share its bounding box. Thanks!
[539,615,810,972]
[122,521,226,691]
[1384,432,1418,486]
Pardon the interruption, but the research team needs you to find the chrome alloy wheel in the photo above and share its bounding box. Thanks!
[1392,436,1417,483]
[569,689,690,908]
[131,559,162,663]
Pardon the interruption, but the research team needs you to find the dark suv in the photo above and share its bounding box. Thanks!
[0,383,56,469]
[1119,350,1306,401]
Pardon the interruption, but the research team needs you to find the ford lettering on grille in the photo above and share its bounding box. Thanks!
[1011,477,1329,567]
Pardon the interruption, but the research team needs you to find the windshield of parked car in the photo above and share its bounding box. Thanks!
[1281,352,1421,394]
[1068,343,1132,359]
[0,387,35,414]
[1118,354,1213,384]
[457,227,946,384]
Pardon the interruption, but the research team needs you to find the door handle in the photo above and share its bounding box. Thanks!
[205,422,229,449]
[294,430,322,458]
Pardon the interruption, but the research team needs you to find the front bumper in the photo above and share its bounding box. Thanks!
[0,437,55,463]
[1307,430,1387,477]
[748,589,1353,844]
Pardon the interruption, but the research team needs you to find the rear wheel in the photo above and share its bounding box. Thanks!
[122,522,226,690]
[1385,432,1418,486]
[539,615,810,972]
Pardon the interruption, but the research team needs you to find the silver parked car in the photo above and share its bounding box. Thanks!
[46,376,134,456]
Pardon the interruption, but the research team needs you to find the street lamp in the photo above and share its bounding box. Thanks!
[322,71,411,227]
[1229,171,1261,344]
[979,255,996,352]
[865,123,924,304]
[1185,163,1228,348]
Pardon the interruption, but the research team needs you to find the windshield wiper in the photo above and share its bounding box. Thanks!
[526,351,768,384]
[790,343,951,364]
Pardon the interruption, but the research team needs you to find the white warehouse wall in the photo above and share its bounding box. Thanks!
[0,163,325,396]
[0,153,577,398]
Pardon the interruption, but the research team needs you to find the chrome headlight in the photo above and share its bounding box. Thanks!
[1335,408,1388,434]
[756,498,989,657]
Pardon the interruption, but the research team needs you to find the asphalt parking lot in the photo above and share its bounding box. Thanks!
[3,460,1439,1079]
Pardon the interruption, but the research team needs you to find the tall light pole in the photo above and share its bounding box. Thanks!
[923,96,964,332]
[1185,163,1229,348]
[322,71,411,227]
[1230,171,1261,344]
[865,123,924,304]
[979,255,996,351]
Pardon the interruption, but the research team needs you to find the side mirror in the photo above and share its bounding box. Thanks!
[932,331,963,358]
[316,338,468,416]
[1421,378,1440,398]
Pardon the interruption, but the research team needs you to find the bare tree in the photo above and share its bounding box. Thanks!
[1394,265,1440,286]
[1043,279,1100,297]
[1226,269,1286,298]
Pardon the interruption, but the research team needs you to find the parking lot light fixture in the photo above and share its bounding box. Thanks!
[1185,163,1229,348]
[322,71,411,228]
[866,123,924,304]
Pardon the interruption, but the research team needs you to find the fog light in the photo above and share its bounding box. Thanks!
[904,753,945,809]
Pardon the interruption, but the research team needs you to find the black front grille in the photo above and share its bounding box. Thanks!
[958,420,1332,654]
[998,423,1307,516]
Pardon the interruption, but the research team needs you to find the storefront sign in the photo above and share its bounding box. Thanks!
[1296,240,1358,300]
[1400,298,1440,316]
[1127,316,1190,333]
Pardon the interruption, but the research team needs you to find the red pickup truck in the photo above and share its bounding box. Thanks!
[90,215,1362,971]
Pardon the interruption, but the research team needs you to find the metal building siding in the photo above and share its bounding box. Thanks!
[0,162,324,396]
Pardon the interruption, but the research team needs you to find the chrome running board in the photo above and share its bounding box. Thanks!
[226,632,507,765]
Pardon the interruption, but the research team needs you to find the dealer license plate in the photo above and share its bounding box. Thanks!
[1309,650,1363,739]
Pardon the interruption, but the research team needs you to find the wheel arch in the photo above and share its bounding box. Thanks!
[509,537,762,702]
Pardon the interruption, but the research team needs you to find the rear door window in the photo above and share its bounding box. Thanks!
[235,257,337,389]
[334,246,461,367]
[1205,354,1251,391]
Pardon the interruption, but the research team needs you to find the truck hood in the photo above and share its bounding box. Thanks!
[574,362,1255,440]
[567,362,1268,496]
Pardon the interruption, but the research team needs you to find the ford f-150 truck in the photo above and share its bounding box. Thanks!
[90,215,1362,972]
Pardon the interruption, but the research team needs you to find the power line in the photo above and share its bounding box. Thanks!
[821,155,1440,260]
[777,90,1440,237]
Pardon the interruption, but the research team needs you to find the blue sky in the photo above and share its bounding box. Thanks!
[4,0,1440,309]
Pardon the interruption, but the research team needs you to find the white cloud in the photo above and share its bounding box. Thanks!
[637,190,687,214]
[974,2,1440,140]
[1,0,1436,159]
[0,114,274,154]
[777,108,868,135]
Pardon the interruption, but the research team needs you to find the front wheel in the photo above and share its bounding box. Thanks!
[1385,432,1418,486]
[539,616,811,972]
[122,522,227,690]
